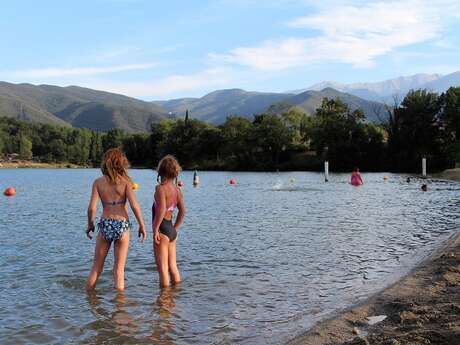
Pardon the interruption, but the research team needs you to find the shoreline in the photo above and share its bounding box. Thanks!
[0,161,87,169]
[2,159,460,180]
[287,231,460,345]
[434,168,460,182]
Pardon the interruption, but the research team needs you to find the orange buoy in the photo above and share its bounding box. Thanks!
[4,187,16,196]
[178,181,184,187]
[132,183,139,190]
[229,178,237,185]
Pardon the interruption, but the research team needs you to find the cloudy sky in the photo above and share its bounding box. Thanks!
[1,0,459,99]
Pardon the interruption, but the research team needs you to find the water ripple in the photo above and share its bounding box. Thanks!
[0,170,458,344]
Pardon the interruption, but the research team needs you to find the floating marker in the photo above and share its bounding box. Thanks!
[132,183,139,190]
[4,187,16,196]
[422,157,427,178]
[193,170,200,186]
[229,178,237,185]
[324,161,329,182]
[178,181,184,187]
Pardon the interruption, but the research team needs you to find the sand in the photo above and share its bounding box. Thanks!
[436,168,460,182]
[0,160,84,168]
[288,232,460,345]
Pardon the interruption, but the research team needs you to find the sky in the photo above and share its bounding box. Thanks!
[1,0,460,100]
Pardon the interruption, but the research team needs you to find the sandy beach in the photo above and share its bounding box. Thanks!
[437,168,460,182]
[288,231,460,345]
[0,161,85,168]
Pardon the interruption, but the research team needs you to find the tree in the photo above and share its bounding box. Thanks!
[102,128,125,152]
[439,87,460,166]
[123,133,151,165]
[19,135,33,159]
[253,114,292,167]
[280,108,309,148]
[386,89,445,171]
[220,116,254,168]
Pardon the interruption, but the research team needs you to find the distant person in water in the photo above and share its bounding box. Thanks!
[351,167,364,186]
[86,148,147,291]
[421,184,428,192]
[152,155,186,287]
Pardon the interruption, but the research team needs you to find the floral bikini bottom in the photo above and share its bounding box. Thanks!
[97,218,131,242]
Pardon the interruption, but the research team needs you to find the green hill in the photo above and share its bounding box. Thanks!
[0,82,166,132]
[268,88,387,122]
[153,88,293,124]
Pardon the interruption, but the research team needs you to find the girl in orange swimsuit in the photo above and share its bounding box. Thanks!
[152,155,186,288]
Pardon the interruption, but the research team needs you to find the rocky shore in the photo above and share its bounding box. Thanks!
[0,160,85,168]
[288,232,460,345]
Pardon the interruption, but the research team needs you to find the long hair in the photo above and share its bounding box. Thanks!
[156,155,181,183]
[101,148,131,184]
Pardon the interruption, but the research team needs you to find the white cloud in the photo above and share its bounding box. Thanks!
[3,63,157,78]
[212,0,459,70]
[84,68,232,99]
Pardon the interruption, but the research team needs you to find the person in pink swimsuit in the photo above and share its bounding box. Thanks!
[351,167,364,186]
[152,155,186,288]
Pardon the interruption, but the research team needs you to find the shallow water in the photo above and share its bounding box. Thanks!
[0,169,458,344]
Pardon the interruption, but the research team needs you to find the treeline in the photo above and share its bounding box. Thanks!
[0,87,459,172]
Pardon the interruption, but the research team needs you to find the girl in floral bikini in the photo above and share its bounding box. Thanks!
[86,148,147,291]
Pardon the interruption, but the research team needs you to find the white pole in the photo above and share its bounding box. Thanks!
[324,161,329,182]
[422,157,427,178]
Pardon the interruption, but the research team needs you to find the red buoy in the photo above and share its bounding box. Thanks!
[229,178,237,185]
[178,181,184,187]
[4,187,16,196]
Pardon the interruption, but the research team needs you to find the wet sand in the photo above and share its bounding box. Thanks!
[437,168,460,182]
[288,232,460,345]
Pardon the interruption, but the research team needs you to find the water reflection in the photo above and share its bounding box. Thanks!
[150,287,180,344]
[86,290,139,342]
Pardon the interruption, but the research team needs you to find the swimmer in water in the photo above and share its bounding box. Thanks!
[421,184,427,192]
[86,148,147,291]
[152,155,186,287]
[351,167,364,186]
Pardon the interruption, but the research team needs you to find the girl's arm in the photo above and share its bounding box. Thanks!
[174,188,186,231]
[86,181,99,239]
[126,181,147,243]
[152,186,166,244]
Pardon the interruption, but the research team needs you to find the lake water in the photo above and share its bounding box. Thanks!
[0,169,459,344]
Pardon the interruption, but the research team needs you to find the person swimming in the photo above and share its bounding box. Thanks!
[152,155,186,288]
[86,148,147,291]
[351,167,364,186]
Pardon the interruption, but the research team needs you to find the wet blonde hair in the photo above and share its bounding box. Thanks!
[101,148,131,184]
[156,155,181,183]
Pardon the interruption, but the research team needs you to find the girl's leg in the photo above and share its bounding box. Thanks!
[113,232,130,291]
[168,239,181,284]
[154,234,171,287]
[86,234,111,290]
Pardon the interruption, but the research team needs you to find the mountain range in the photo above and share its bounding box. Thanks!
[0,82,166,132]
[268,88,386,122]
[297,71,460,102]
[153,89,292,124]
[0,71,458,132]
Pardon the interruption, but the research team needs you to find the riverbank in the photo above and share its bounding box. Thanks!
[0,160,85,168]
[288,231,460,345]
[436,168,460,182]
